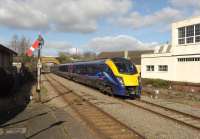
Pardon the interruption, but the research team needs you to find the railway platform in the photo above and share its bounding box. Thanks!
[0,83,67,139]
[0,79,102,139]
[0,103,68,139]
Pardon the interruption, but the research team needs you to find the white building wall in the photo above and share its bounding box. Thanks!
[141,16,200,83]
[141,55,175,81]
[175,56,200,83]
[142,54,200,83]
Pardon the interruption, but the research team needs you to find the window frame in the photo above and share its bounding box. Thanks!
[178,27,186,45]
[178,24,200,45]
[158,65,168,72]
[146,65,154,72]
[177,57,200,62]
[195,24,200,43]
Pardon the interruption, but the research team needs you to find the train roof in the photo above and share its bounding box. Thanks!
[59,59,107,66]
[57,57,131,66]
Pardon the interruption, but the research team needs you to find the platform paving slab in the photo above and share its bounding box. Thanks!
[0,102,69,139]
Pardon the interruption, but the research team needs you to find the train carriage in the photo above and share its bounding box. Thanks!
[52,57,141,98]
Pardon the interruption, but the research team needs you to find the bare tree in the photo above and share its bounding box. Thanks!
[10,35,31,56]
[18,36,30,56]
[10,34,19,53]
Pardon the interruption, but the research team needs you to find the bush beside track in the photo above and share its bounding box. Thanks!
[0,66,35,97]
[142,78,200,93]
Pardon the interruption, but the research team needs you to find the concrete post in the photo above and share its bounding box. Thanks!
[124,50,128,59]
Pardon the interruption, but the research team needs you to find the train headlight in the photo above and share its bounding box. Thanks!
[116,77,124,86]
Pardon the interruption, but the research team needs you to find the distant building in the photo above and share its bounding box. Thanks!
[98,50,153,65]
[0,44,17,68]
[141,16,200,83]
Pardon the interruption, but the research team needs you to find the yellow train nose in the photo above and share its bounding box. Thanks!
[122,75,139,86]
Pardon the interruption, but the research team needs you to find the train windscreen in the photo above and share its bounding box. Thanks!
[112,58,137,74]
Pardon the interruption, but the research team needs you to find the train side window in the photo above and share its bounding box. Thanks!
[93,65,99,74]
[80,65,87,74]
[80,65,84,74]
[79,65,83,74]
[75,65,80,74]
[86,65,93,75]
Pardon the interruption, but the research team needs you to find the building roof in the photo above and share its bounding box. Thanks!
[0,44,17,55]
[154,44,172,54]
[97,50,154,64]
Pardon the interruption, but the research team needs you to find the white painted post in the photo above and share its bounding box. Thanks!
[124,50,128,59]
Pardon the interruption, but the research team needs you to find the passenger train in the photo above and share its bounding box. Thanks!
[52,57,141,98]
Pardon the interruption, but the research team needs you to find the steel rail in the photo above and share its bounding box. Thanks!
[51,72,200,131]
[123,99,200,131]
[45,74,145,139]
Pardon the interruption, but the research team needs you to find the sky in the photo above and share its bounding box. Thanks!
[0,0,199,56]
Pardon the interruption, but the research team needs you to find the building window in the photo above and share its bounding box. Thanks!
[186,37,194,43]
[196,24,200,43]
[195,24,200,36]
[158,65,168,71]
[178,57,200,62]
[195,36,200,43]
[177,24,200,45]
[146,65,154,71]
[186,25,194,44]
[186,25,194,37]
[195,57,200,61]
[178,38,185,44]
[178,27,185,38]
[178,27,185,45]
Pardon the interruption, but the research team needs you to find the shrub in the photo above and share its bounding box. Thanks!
[142,78,170,89]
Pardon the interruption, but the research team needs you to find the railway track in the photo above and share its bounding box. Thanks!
[124,99,200,131]
[45,74,144,139]
[48,73,200,133]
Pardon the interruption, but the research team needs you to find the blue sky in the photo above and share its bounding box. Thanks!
[0,0,199,56]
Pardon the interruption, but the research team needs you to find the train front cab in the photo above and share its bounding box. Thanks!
[105,58,141,98]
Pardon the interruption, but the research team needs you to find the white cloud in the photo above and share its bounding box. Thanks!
[42,35,157,56]
[42,40,84,56]
[0,0,49,30]
[0,0,131,33]
[116,7,183,29]
[45,41,72,51]
[84,35,157,52]
[42,41,73,56]
[169,0,200,18]
[169,0,200,8]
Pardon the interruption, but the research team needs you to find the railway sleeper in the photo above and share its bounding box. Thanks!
[94,122,117,127]
[110,133,140,139]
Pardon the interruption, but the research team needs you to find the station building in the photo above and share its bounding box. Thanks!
[141,16,200,83]
[0,44,17,69]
